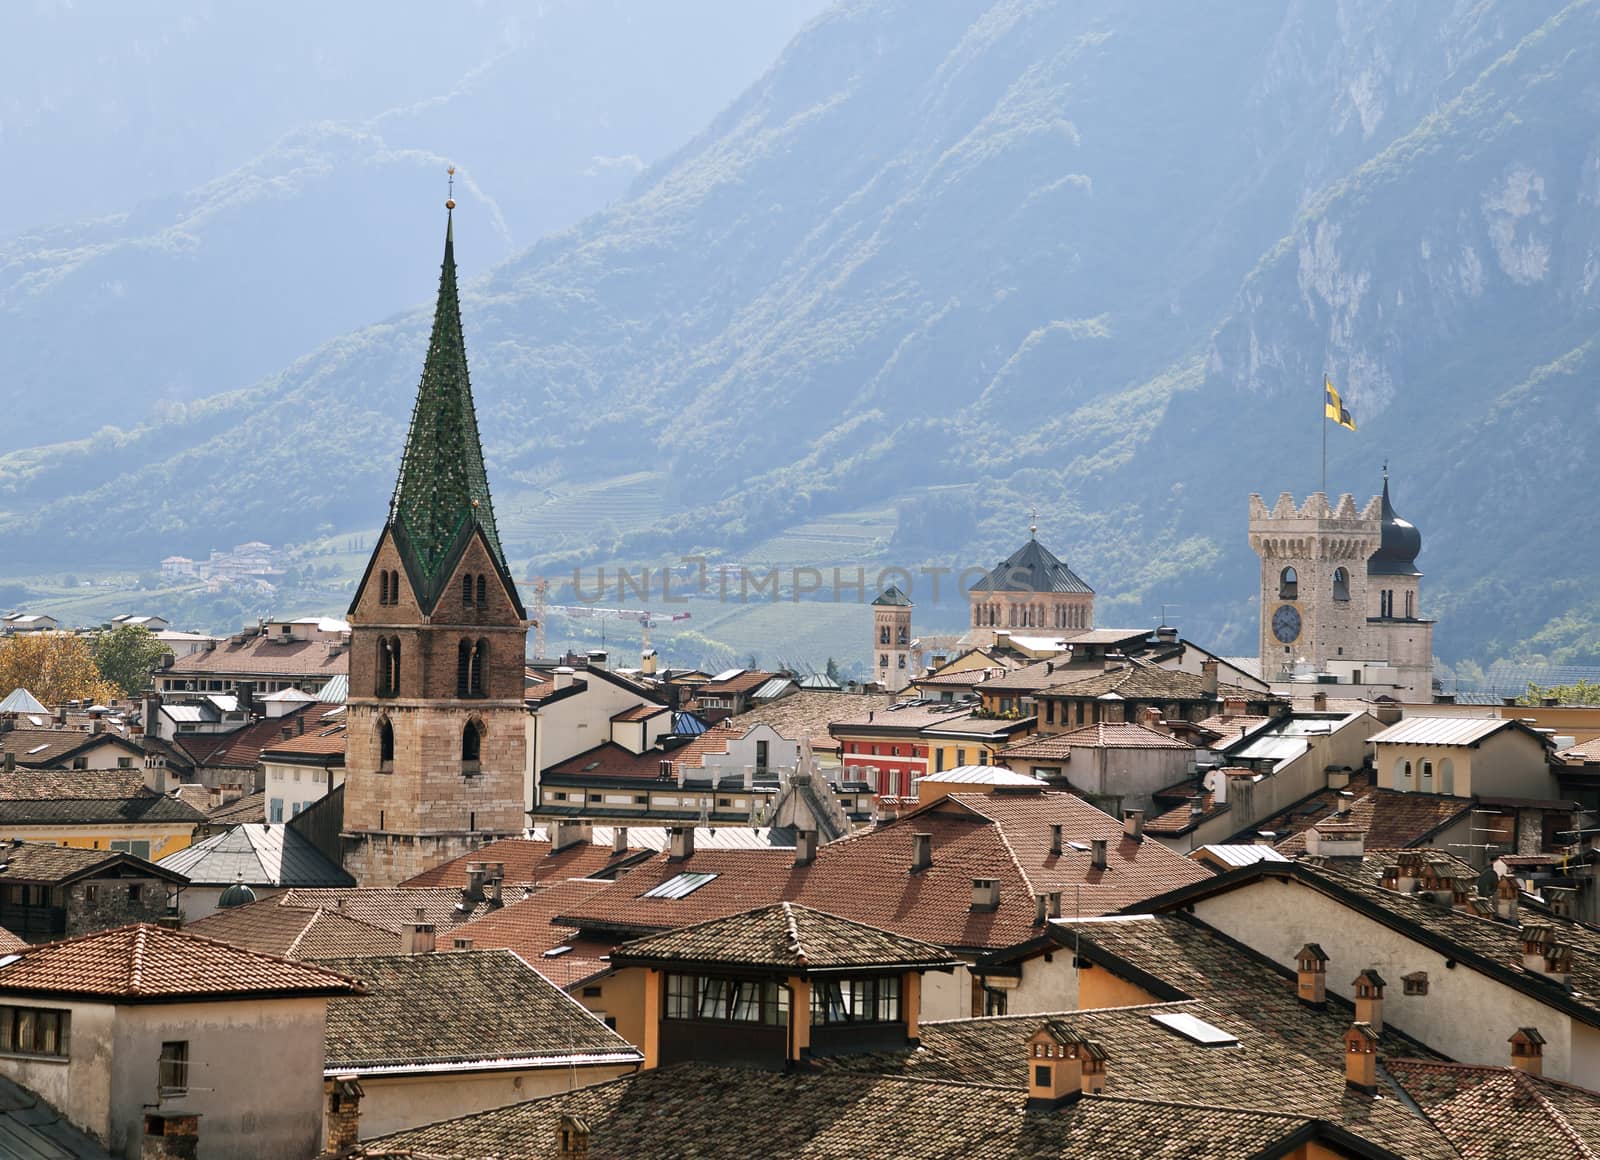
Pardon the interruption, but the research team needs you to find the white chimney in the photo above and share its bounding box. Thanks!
[1090,838,1107,871]
[669,825,695,861]
[1049,824,1063,856]
[795,829,819,867]
[552,666,575,690]
[405,922,436,955]
[1123,810,1144,843]
[911,832,932,872]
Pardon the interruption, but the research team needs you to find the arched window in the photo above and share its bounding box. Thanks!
[377,637,400,697]
[472,638,487,696]
[476,575,487,606]
[389,571,400,605]
[463,574,474,606]
[378,718,395,765]
[378,571,390,605]
[880,625,890,645]
[1439,758,1455,795]
[462,720,482,765]
[1279,567,1298,600]
[896,626,907,645]
[1332,567,1350,602]
[1397,759,1412,791]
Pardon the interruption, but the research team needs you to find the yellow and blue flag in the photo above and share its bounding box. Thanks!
[1324,376,1356,431]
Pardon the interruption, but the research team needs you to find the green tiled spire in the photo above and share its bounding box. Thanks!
[389,210,507,581]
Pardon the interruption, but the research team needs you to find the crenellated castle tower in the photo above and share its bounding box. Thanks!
[341,202,529,885]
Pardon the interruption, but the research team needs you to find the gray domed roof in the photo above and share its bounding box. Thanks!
[1368,475,1422,577]
[217,879,258,909]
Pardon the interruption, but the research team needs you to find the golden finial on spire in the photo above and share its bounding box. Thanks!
[445,166,456,211]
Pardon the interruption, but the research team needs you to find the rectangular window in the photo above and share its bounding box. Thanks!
[664,973,787,1026]
[84,885,99,904]
[0,1006,70,1058]
[956,749,966,767]
[159,1041,189,1093]
[110,840,152,860]
[755,740,769,770]
[810,976,901,1025]
[117,757,132,769]
[269,798,284,823]
[127,885,142,903]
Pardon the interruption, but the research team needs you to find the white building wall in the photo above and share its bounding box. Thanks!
[1190,881,1585,1084]
[919,963,973,1022]
[0,1000,116,1143]
[527,679,661,811]
[350,1063,637,1140]
[262,760,344,824]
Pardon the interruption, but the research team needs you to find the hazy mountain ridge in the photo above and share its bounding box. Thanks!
[3,0,1596,668]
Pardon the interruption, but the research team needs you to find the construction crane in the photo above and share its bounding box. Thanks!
[533,585,691,667]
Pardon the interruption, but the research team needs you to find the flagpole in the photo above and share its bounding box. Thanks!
[1321,378,1327,495]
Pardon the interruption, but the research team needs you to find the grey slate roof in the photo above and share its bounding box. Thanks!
[968,537,1093,595]
[157,823,354,888]
[0,1074,113,1159]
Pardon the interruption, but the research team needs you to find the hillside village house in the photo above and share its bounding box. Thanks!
[0,843,185,942]
[158,618,349,699]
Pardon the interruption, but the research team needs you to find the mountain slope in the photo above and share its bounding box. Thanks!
[3,0,1595,669]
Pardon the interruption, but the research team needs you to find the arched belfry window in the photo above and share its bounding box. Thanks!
[378,637,401,697]
[1279,567,1298,600]
[457,639,487,697]
[462,575,474,606]
[476,575,487,606]
[379,572,391,605]
[462,720,482,766]
[1332,567,1350,602]
[378,718,395,765]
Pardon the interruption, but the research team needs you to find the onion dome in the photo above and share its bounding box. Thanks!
[217,875,257,910]
[1368,473,1422,577]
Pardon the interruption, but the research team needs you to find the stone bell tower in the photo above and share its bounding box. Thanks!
[871,586,913,692]
[1248,492,1381,683]
[342,194,529,886]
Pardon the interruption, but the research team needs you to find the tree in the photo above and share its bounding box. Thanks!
[825,656,841,682]
[1518,680,1600,706]
[0,633,119,705]
[92,624,170,697]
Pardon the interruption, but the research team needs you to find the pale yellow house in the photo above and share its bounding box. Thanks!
[0,769,205,860]
[1370,716,1556,799]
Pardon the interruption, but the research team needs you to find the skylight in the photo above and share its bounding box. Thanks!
[641,872,719,900]
[25,745,48,755]
[1149,1011,1238,1046]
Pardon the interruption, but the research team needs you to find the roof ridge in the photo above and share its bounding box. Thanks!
[1508,1069,1600,1159]
[782,901,805,964]
[128,925,146,995]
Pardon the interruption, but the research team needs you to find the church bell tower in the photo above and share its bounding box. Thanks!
[342,188,529,886]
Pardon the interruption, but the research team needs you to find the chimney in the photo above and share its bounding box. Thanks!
[1395,851,1423,894]
[1137,705,1163,729]
[1312,690,1328,712]
[1509,1028,1547,1076]
[1049,891,1062,919]
[1343,1023,1379,1094]
[552,819,592,853]
[91,717,103,735]
[1496,875,1520,922]
[1221,695,1247,717]
[464,863,487,904]
[489,875,503,908]
[141,1113,200,1160]
[669,825,695,861]
[1090,838,1108,871]
[1547,886,1576,919]
[3,752,13,773]
[405,921,436,955]
[586,650,608,671]
[1296,943,1328,1007]
[325,1075,364,1153]
[236,681,256,719]
[1189,793,1205,820]
[1123,810,1144,843]
[795,829,819,867]
[1049,823,1063,856]
[1026,1025,1107,1108]
[613,826,629,855]
[911,832,932,872]
[1521,924,1555,972]
[1303,823,1365,860]
[1200,658,1219,696]
[971,878,1000,912]
[1034,893,1048,926]
[553,665,575,690]
[558,1114,591,1160]
[1352,970,1386,1035]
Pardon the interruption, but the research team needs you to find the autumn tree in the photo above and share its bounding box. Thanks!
[0,633,119,706]
[92,623,170,697]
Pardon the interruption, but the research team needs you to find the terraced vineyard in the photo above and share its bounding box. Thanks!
[743,507,898,567]
[497,472,671,556]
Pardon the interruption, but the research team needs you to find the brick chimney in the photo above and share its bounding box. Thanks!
[404,921,436,955]
[1296,943,1328,1007]
[668,825,695,862]
[1200,658,1219,695]
[971,878,1000,912]
[141,1113,200,1160]
[558,1114,591,1159]
[795,829,819,867]
[1509,1027,1546,1076]
[1395,851,1423,894]
[1090,838,1107,871]
[1495,875,1520,922]
[1221,695,1248,717]
[1026,1024,1108,1108]
[325,1074,364,1153]
[1123,810,1144,843]
[1312,690,1328,712]
[911,832,932,873]
[552,819,592,853]
[1352,970,1385,1035]
[1049,823,1063,856]
[1343,1023,1379,1094]
[1547,886,1576,919]
[1137,706,1163,730]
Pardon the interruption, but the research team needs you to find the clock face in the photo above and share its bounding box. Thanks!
[1272,604,1302,644]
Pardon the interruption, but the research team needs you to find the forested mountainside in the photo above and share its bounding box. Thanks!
[3,0,1597,668]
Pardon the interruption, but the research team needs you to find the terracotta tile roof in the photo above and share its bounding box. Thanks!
[558,792,1210,950]
[370,1061,1443,1159]
[165,634,348,678]
[0,770,206,826]
[724,690,897,752]
[273,888,498,932]
[1038,667,1254,702]
[999,723,1190,760]
[827,703,973,735]
[610,704,668,723]
[696,670,778,696]
[207,790,265,824]
[1144,785,1228,836]
[914,668,1005,688]
[1385,1059,1600,1158]
[542,742,670,781]
[613,903,961,973]
[315,949,640,1073]
[0,728,138,768]
[0,842,184,885]
[665,723,742,772]
[1263,772,1474,854]
[177,703,342,769]
[170,784,214,813]
[1191,713,1274,740]
[0,923,361,1001]
[0,928,25,955]
[259,720,348,761]
[444,879,616,987]
[918,712,1035,739]
[186,903,402,959]
[398,837,648,888]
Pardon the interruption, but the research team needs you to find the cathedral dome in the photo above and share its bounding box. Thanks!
[1368,475,1422,577]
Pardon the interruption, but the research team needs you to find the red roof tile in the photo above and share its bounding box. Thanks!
[397,837,647,888]
[177,703,342,769]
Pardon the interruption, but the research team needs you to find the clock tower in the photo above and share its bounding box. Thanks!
[1248,491,1382,683]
